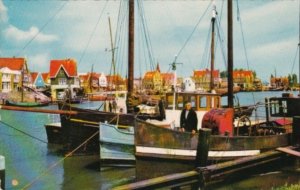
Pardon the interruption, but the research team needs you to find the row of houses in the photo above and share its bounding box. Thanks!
[0,57,137,101]
[0,57,262,102]
[142,67,260,92]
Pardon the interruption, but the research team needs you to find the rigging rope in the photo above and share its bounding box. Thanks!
[175,1,212,60]
[200,23,212,69]
[137,0,156,70]
[16,2,68,56]
[78,1,109,66]
[289,46,299,82]
[114,0,128,78]
[236,0,258,110]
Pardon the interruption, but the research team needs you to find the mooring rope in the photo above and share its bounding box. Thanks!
[21,113,120,189]
[0,120,47,144]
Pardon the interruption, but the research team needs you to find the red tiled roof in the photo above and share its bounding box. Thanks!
[106,74,124,83]
[79,73,89,81]
[49,59,77,78]
[161,73,174,80]
[233,70,253,77]
[90,72,100,79]
[79,72,101,82]
[144,71,156,79]
[194,69,219,78]
[31,72,38,83]
[42,73,49,81]
[0,57,26,71]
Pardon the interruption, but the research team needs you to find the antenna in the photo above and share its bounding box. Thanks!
[169,55,183,110]
[170,55,183,71]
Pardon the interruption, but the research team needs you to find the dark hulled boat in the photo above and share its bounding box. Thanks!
[133,1,298,179]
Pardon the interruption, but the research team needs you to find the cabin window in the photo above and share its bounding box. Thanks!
[190,96,196,108]
[166,95,173,109]
[270,100,279,115]
[282,100,287,114]
[199,96,207,108]
[177,95,184,109]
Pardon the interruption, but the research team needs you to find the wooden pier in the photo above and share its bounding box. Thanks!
[113,146,300,190]
[0,155,5,190]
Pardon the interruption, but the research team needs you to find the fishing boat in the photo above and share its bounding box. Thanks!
[45,0,165,156]
[95,87,222,165]
[5,85,50,107]
[46,91,163,155]
[133,1,296,179]
[5,99,49,107]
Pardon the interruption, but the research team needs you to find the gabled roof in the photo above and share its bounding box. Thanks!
[31,72,39,83]
[49,59,77,78]
[42,73,49,81]
[0,57,27,71]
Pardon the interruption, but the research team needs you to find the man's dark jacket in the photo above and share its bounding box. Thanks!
[180,109,198,132]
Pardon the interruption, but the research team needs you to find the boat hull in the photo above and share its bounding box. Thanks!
[5,100,49,107]
[99,122,135,166]
[45,103,136,155]
[135,119,291,161]
[134,118,291,179]
[45,123,63,144]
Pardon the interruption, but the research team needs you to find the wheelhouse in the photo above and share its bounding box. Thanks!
[165,92,222,111]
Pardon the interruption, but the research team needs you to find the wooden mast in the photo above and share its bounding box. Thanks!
[298,0,300,96]
[108,16,116,78]
[227,0,234,108]
[128,0,134,95]
[210,4,217,92]
[108,16,116,90]
[21,69,24,102]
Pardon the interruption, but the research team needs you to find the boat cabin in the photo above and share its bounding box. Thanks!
[268,93,300,118]
[165,91,222,111]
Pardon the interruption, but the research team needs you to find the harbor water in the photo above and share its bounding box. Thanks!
[0,91,299,190]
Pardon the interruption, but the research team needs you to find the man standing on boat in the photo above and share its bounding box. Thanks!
[180,102,198,134]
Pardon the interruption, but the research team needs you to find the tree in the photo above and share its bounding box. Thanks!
[292,74,298,87]
[253,71,257,79]
[220,71,227,78]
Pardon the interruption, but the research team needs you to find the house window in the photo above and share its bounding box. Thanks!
[14,75,20,81]
[58,78,67,85]
[74,78,80,85]
[3,73,9,81]
[2,82,10,90]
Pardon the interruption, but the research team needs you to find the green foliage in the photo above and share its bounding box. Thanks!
[220,71,227,78]
[272,183,300,190]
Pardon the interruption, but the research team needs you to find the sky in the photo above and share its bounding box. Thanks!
[0,0,299,83]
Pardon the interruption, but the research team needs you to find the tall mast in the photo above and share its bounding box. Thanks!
[128,0,134,95]
[21,69,24,102]
[108,16,116,77]
[90,64,94,92]
[227,0,234,108]
[210,3,217,92]
[298,0,300,96]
